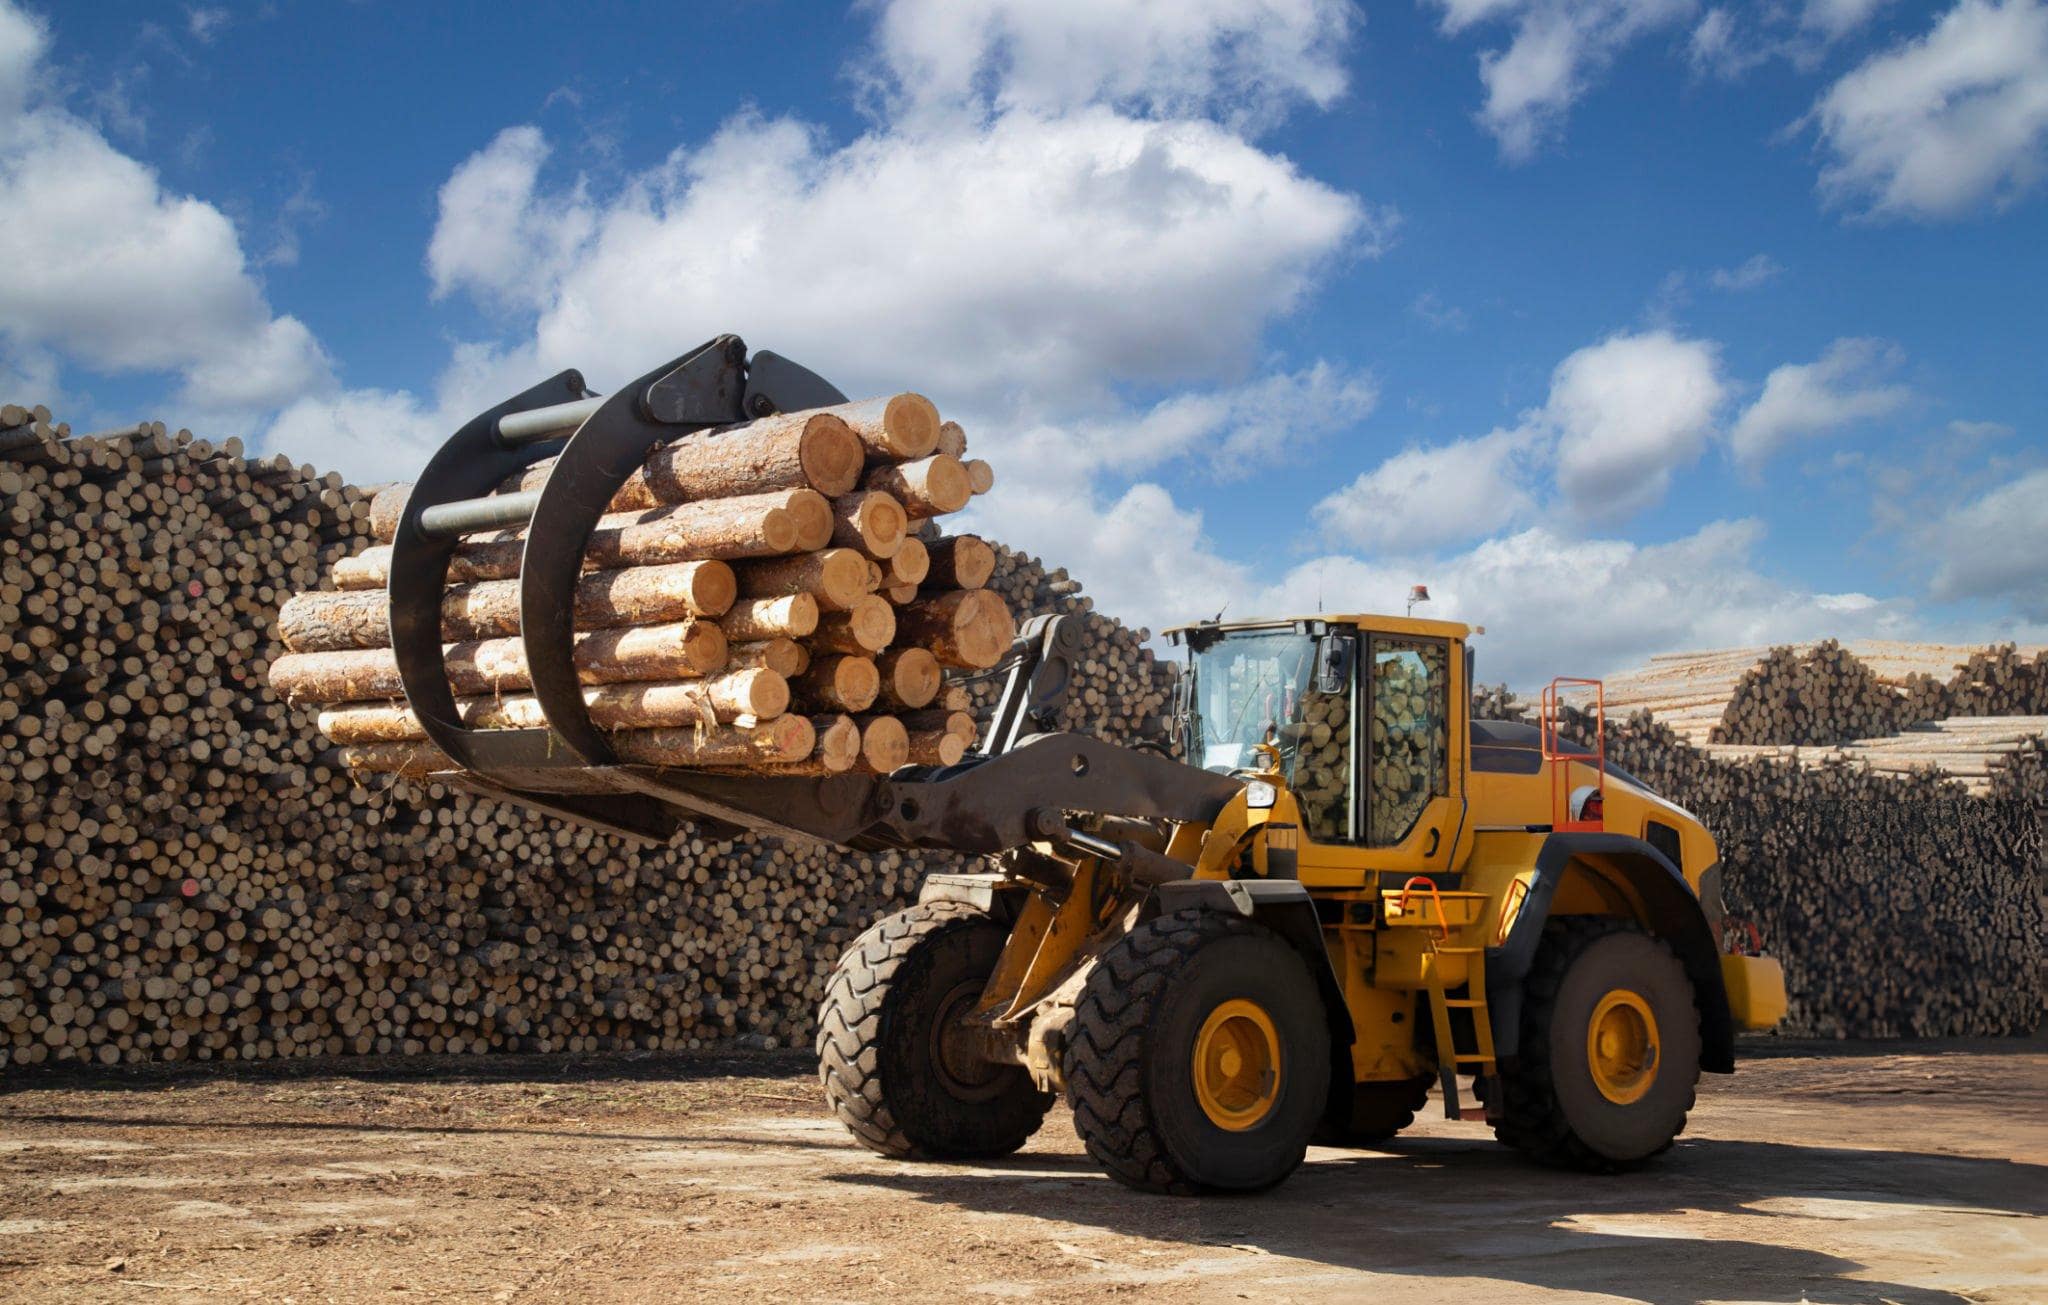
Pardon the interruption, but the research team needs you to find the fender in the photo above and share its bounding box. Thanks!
[1151,879,1354,1049]
[1487,833,1735,1074]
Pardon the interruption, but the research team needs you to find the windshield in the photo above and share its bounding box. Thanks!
[1188,630,1315,773]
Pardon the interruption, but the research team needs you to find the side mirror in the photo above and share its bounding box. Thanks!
[1314,633,1356,695]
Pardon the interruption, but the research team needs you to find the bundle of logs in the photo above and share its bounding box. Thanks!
[269,395,1011,778]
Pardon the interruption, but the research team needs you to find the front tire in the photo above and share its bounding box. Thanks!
[817,902,1052,1159]
[1065,909,1331,1194]
[1494,919,1702,1172]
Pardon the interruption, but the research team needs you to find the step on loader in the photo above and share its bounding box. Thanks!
[375,341,1788,1194]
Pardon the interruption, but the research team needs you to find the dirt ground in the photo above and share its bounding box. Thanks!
[1,1041,2042,1304]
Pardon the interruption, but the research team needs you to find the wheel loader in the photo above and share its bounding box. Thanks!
[374,338,1788,1195]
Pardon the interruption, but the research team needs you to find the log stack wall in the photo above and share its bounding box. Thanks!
[1,401,2040,1067]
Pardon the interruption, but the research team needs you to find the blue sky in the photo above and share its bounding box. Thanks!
[3,0,2044,684]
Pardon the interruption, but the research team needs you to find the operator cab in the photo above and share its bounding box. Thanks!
[1168,615,1470,857]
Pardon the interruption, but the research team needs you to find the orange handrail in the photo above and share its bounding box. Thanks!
[1541,677,1607,833]
[1395,875,1450,942]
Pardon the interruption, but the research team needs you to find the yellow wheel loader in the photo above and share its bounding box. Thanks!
[380,341,1787,1195]
[802,616,1787,1192]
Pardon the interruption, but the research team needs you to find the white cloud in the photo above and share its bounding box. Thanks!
[1730,337,1910,466]
[871,0,1357,129]
[1813,0,2048,219]
[186,6,229,44]
[1802,0,1894,41]
[0,0,331,424]
[1410,289,1470,331]
[1313,427,1541,551]
[1708,252,1784,290]
[1431,0,1695,160]
[425,106,1375,416]
[1247,519,1921,685]
[1926,466,2048,618]
[1546,330,1725,520]
[427,126,596,310]
[0,0,43,123]
[266,385,452,486]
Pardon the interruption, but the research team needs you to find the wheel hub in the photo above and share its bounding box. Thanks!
[1192,998,1282,1131]
[930,981,1007,1102]
[1586,988,1660,1105]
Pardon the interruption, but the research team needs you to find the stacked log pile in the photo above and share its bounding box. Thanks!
[273,395,1011,777]
[2,395,2039,1063]
[0,402,1186,1068]
[1710,641,1910,745]
[1587,639,2048,747]
[1563,708,2044,1038]
[964,542,1178,751]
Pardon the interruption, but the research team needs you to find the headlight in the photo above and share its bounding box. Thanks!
[1244,780,1277,809]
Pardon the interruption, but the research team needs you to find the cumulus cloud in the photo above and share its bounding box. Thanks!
[1248,518,1920,685]
[870,0,1358,128]
[1813,0,2048,219]
[1430,0,1695,160]
[423,108,1375,413]
[1730,337,1911,466]
[1708,253,1784,290]
[1546,330,1725,520]
[1926,466,2048,618]
[1313,427,1541,551]
[0,0,331,420]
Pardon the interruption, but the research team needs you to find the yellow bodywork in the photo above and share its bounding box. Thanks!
[967,612,1780,1095]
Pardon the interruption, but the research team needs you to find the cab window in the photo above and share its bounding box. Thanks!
[1368,638,1449,845]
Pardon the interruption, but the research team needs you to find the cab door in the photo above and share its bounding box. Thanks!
[1359,634,1463,884]
[1289,631,1464,889]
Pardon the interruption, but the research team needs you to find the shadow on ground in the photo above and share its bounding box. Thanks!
[827,1134,2046,1305]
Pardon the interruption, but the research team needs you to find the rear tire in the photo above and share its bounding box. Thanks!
[1493,918,1701,1172]
[1317,1074,1434,1146]
[817,902,1052,1159]
[1065,909,1330,1195]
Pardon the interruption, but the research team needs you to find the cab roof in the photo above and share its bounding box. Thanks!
[1164,614,1473,642]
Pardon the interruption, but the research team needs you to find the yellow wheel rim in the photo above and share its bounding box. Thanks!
[1192,999,1282,1131]
[1586,989,1660,1105]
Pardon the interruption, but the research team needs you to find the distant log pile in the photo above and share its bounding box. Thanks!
[1585,639,2048,748]
[280,395,1009,778]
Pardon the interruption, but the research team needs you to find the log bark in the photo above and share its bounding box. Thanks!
[729,637,807,679]
[896,589,1014,669]
[810,595,896,655]
[793,655,879,713]
[935,420,967,460]
[370,489,802,565]
[278,560,735,653]
[832,395,940,461]
[508,412,863,508]
[719,593,819,641]
[925,536,994,590]
[862,455,970,518]
[905,726,967,767]
[340,715,813,772]
[735,548,875,611]
[269,620,728,703]
[317,671,789,742]
[831,491,906,559]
